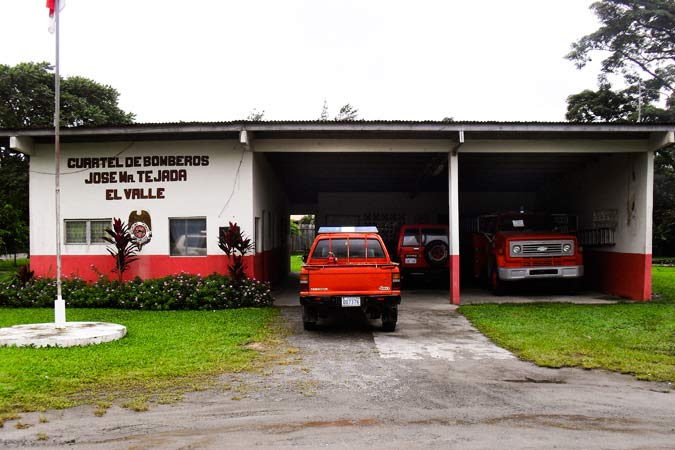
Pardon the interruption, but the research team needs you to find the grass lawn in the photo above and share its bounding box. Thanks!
[652,265,675,303]
[290,254,303,272]
[0,307,280,414]
[0,258,28,283]
[459,267,675,384]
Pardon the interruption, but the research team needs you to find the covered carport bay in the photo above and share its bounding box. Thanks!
[249,121,674,304]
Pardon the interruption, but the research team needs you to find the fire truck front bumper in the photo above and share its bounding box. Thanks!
[498,265,584,281]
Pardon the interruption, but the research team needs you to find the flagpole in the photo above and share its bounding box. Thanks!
[54,0,66,328]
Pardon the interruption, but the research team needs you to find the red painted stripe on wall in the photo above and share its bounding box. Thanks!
[449,254,460,305]
[30,251,286,284]
[584,251,651,301]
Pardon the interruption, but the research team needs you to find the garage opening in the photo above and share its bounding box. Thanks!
[266,151,450,287]
[458,151,652,301]
[261,145,652,303]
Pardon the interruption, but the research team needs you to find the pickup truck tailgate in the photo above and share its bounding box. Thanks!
[306,265,396,295]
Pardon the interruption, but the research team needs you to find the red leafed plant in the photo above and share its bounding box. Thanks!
[103,218,140,284]
[218,222,254,283]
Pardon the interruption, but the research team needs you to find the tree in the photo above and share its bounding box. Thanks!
[565,80,675,122]
[246,108,265,121]
[0,204,27,263]
[317,100,360,121]
[566,0,675,95]
[653,150,675,255]
[0,62,135,258]
[290,219,300,237]
[0,62,135,128]
[334,103,359,121]
[319,99,329,121]
[298,214,315,225]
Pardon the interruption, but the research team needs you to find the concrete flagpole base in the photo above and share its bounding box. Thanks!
[0,322,127,348]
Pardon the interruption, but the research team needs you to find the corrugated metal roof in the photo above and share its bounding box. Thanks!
[1,119,674,133]
[1,120,672,145]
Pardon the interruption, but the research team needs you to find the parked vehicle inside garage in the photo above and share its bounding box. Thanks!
[299,226,401,331]
[472,212,583,294]
[396,224,449,281]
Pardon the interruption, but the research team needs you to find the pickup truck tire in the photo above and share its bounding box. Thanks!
[381,306,398,332]
[424,240,449,266]
[303,305,318,331]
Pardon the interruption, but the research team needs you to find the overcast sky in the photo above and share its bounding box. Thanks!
[1,0,604,123]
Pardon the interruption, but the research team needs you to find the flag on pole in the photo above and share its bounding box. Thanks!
[47,0,65,33]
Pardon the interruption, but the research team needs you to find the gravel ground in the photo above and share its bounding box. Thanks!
[2,288,673,449]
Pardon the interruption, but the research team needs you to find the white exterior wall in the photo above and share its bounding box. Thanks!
[30,140,254,256]
[552,152,653,254]
[252,152,288,252]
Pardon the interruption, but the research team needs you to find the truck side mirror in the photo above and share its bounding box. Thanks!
[301,250,308,263]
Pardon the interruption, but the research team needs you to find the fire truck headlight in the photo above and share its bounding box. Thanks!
[563,244,572,253]
[512,245,521,255]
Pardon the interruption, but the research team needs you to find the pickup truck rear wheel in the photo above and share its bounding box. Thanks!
[302,305,318,331]
[381,306,398,332]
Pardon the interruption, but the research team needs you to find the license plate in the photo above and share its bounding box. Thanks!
[405,257,417,264]
[341,297,361,307]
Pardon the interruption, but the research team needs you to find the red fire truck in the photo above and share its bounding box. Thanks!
[472,212,583,294]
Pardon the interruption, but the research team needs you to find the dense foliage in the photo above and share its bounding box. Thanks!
[565,1,674,121]
[566,0,675,95]
[0,62,135,129]
[0,273,273,310]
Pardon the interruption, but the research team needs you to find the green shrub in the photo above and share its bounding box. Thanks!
[0,273,273,310]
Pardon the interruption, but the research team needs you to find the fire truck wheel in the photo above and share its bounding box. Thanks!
[489,262,505,296]
[424,240,449,266]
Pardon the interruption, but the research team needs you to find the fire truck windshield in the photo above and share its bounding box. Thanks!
[499,214,557,232]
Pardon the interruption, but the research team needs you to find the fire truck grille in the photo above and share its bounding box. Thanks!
[511,240,574,258]
[522,243,563,256]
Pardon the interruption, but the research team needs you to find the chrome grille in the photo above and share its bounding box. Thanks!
[522,243,563,256]
[510,240,574,258]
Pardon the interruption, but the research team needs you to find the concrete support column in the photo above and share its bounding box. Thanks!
[448,151,460,304]
[640,150,654,300]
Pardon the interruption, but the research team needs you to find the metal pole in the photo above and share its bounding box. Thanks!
[54,0,66,328]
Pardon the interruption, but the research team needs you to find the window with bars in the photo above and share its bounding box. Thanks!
[65,219,111,244]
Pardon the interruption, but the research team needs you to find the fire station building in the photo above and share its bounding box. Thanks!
[4,121,674,304]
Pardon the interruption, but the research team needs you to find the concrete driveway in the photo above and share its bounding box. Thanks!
[2,280,673,449]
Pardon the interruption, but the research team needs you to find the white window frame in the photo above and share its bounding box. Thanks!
[64,219,111,245]
[169,216,207,257]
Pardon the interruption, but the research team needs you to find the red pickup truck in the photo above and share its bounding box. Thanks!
[472,212,583,294]
[299,227,401,331]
